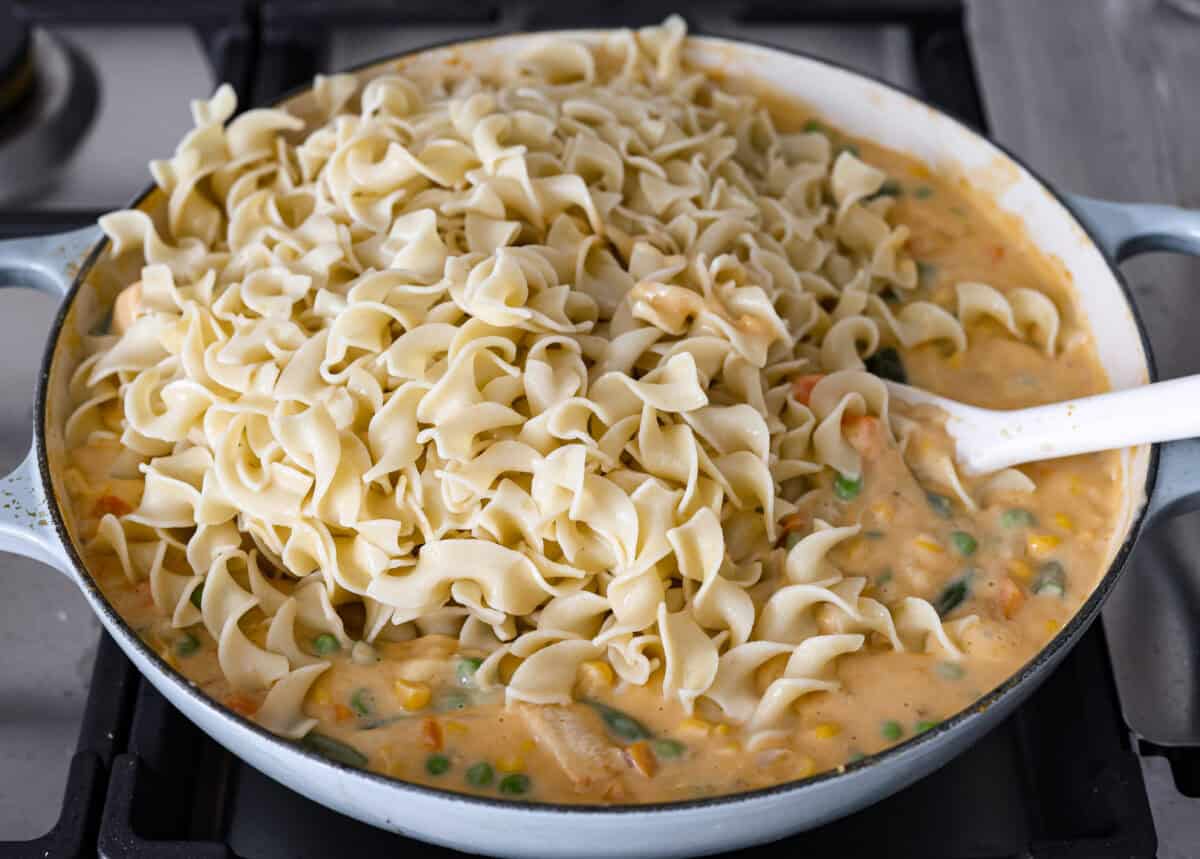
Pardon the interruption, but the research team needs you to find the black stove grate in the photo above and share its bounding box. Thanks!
[0,2,1162,857]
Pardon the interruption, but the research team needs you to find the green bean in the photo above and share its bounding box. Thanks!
[425,754,451,776]
[950,531,977,556]
[349,688,373,717]
[587,701,652,742]
[301,732,368,768]
[1033,561,1066,597]
[914,720,938,734]
[175,632,200,658]
[881,720,903,741]
[933,572,973,617]
[498,773,531,795]
[1001,508,1037,528]
[312,634,340,656]
[466,762,494,787]
[785,531,802,550]
[834,474,863,501]
[864,346,907,384]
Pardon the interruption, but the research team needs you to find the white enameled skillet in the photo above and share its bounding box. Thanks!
[1,30,1198,859]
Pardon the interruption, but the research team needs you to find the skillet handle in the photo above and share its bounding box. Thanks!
[1066,194,1200,525]
[0,225,104,575]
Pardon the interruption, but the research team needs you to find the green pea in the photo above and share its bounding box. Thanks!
[936,661,966,680]
[498,773,531,795]
[915,720,938,734]
[834,474,862,501]
[914,185,934,199]
[457,656,484,686]
[349,688,373,717]
[189,582,204,609]
[881,720,903,741]
[802,119,825,134]
[466,762,494,787]
[425,754,451,776]
[312,634,340,656]
[175,632,200,658]
[652,739,686,759]
[1033,561,1067,597]
[1001,508,1037,528]
[950,531,978,556]
[925,491,952,518]
[876,570,894,587]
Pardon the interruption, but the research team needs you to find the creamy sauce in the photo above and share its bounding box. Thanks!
[70,109,1122,805]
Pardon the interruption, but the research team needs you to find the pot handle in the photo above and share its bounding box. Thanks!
[0,225,105,575]
[1066,194,1200,524]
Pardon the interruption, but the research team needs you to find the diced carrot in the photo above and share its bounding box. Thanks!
[421,717,444,751]
[93,495,133,517]
[790,374,824,406]
[626,741,657,777]
[334,703,354,722]
[226,694,259,717]
[779,512,809,533]
[999,577,1025,619]
[842,414,884,460]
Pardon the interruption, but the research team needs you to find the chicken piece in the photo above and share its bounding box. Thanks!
[516,703,627,792]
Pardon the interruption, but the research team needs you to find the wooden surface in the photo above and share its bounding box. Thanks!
[968,1,1200,853]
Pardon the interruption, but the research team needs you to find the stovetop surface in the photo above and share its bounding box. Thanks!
[0,1,1196,857]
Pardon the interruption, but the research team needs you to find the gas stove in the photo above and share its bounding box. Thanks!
[0,2,1195,857]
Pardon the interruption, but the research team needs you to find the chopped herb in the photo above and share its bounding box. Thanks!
[189,582,204,609]
[785,531,802,550]
[881,720,904,741]
[834,474,863,501]
[301,732,368,768]
[588,701,652,742]
[925,491,953,518]
[466,761,495,787]
[915,720,938,734]
[1001,508,1037,528]
[349,688,373,717]
[870,179,903,199]
[914,185,934,199]
[438,692,469,712]
[864,530,886,540]
[1033,561,1066,597]
[864,346,907,383]
[936,661,966,681]
[838,143,861,157]
[933,572,974,617]
[917,260,938,286]
[876,569,893,586]
[313,634,340,656]
[175,632,200,658]
[652,739,686,759]
[425,754,451,776]
[457,656,484,686]
[499,773,531,796]
[950,531,978,556]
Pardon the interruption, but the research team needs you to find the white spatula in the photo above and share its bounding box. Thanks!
[884,375,1200,475]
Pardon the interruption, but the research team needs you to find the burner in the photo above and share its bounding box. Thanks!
[0,3,98,204]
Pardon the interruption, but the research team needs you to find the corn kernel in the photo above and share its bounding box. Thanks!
[497,753,525,773]
[914,536,943,554]
[578,660,614,690]
[393,679,432,711]
[714,723,732,736]
[311,685,332,706]
[1026,534,1061,558]
[813,722,842,739]
[870,501,894,525]
[520,739,536,754]
[1069,477,1082,495]
[679,717,712,738]
[1045,619,1061,635]
[1007,559,1033,582]
[1052,513,1074,532]
[443,720,468,736]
